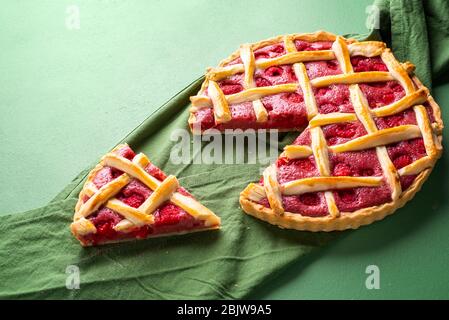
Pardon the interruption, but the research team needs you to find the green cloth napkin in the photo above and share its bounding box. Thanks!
[1,0,448,299]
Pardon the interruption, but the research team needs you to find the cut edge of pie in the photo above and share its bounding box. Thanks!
[188,30,442,231]
[71,144,221,246]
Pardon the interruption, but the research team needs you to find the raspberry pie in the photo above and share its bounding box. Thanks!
[71,144,221,246]
[191,31,443,231]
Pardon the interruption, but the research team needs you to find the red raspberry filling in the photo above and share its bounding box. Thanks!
[295,40,333,51]
[220,83,244,95]
[387,138,426,170]
[116,180,152,208]
[329,149,383,177]
[322,121,367,146]
[152,203,204,234]
[315,85,354,114]
[225,102,258,128]
[192,103,255,131]
[254,65,297,87]
[282,193,329,217]
[351,56,388,72]
[385,138,426,192]
[191,108,216,131]
[115,145,136,160]
[330,150,392,211]
[304,60,341,79]
[359,81,405,108]
[334,183,392,212]
[333,150,391,213]
[217,73,245,95]
[292,128,311,145]
[261,93,308,128]
[375,109,417,130]
[85,208,124,243]
[276,156,319,184]
[192,102,256,131]
[145,162,167,181]
[399,175,418,191]
[253,43,285,60]
[93,167,116,189]
[255,77,272,87]
[282,92,304,104]
[259,193,329,217]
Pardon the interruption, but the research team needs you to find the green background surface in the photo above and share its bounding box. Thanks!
[1,0,448,299]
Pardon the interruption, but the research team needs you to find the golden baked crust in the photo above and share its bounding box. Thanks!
[198,31,444,231]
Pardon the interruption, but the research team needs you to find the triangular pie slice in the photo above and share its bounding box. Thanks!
[71,144,221,246]
[190,31,443,231]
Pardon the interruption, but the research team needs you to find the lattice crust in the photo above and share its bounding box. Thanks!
[189,31,443,231]
[71,144,221,246]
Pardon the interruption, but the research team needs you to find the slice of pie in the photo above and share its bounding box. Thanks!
[71,144,221,246]
[191,31,443,231]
